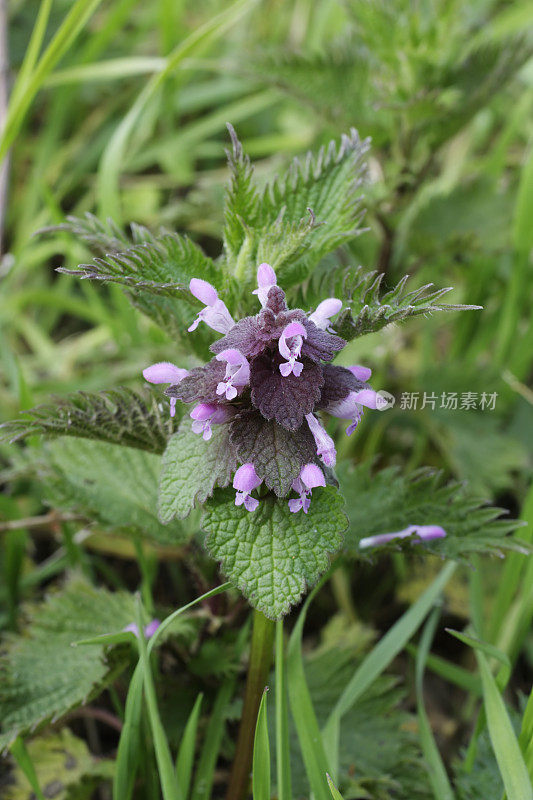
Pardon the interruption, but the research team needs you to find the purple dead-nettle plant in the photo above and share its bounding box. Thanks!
[145,263,383,516]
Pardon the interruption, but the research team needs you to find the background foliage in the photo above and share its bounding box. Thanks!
[0,0,532,798]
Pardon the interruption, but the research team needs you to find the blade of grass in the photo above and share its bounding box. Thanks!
[113,662,144,800]
[275,619,292,800]
[135,596,182,800]
[176,693,203,799]
[476,649,533,800]
[415,609,455,800]
[287,573,334,800]
[519,686,533,783]
[97,0,256,219]
[326,774,345,800]
[9,737,46,800]
[252,689,270,800]
[0,0,105,162]
[322,562,456,774]
[190,620,250,800]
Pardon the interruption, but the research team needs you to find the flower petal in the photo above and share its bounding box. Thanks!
[359,524,447,549]
[233,463,262,493]
[189,278,218,305]
[348,365,372,382]
[257,263,277,288]
[299,463,326,490]
[143,362,188,384]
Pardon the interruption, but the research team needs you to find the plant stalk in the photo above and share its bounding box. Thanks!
[226,609,275,800]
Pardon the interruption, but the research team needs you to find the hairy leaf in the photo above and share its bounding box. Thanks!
[223,127,368,287]
[41,212,158,256]
[0,577,136,751]
[229,410,317,496]
[340,464,524,559]
[202,487,347,618]
[41,438,189,545]
[331,269,481,340]
[158,418,237,522]
[0,389,177,454]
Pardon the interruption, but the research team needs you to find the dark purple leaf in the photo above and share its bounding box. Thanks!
[250,354,324,430]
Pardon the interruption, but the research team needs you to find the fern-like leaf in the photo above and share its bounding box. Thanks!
[340,464,525,560]
[331,268,481,340]
[0,388,177,454]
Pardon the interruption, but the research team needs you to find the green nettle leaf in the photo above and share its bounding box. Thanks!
[41,212,157,256]
[41,438,189,545]
[0,577,136,751]
[331,269,480,341]
[158,419,237,523]
[223,125,369,287]
[0,389,177,454]
[339,464,524,559]
[202,487,347,619]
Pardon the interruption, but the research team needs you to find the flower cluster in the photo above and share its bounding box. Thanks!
[144,264,387,515]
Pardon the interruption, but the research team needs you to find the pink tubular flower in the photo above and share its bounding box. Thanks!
[190,402,235,441]
[308,298,342,331]
[123,619,161,639]
[252,263,277,307]
[288,463,325,513]
[143,361,188,417]
[188,278,235,334]
[359,524,447,550]
[347,364,372,382]
[326,392,365,436]
[278,322,307,377]
[233,463,262,512]
[215,348,250,400]
[305,413,336,467]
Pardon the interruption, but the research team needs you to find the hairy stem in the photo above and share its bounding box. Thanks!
[226,609,275,800]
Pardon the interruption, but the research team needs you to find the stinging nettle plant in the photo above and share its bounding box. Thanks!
[5,124,485,621]
[3,123,527,799]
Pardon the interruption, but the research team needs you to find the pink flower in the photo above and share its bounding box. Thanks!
[252,263,277,307]
[190,402,235,441]
[278,322,307,377]
[359,525,447,549]
[308,298,342,331]
[288,463,325,513]
[215,348,250,400]
[123,619,161,638]
[233,463,262,512]
[143,361,188,417]
[305,413,336,467]
[347,364,372,382]
[188,279,235,334]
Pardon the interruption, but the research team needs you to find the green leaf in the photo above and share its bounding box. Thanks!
[415,611,455,800]
[322,563,456,774]
[41,438,189,545]
[0,388,177,455]
[7,729,114,800]
[52,221,220,353]
[252,689,271,800]
[229,411,316,497]
[340,464,525,560]
[40,212,155,256]
[476,650,533,800]
[113,663,143,800]
[202,487,347,618]
[175,694,203,799]
[332,269,480,341]
[158,418,237,522]
[0,576,136,751]
[224,127,368,286]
